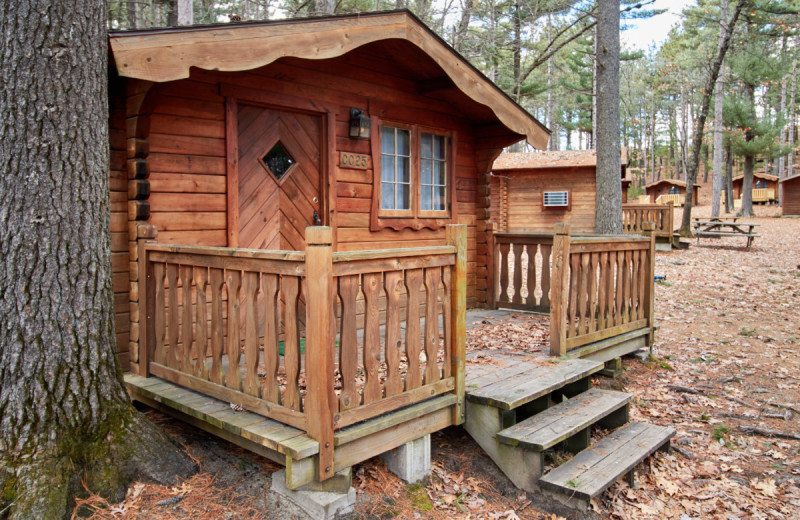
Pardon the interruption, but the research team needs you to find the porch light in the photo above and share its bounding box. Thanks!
[349,107,371,139]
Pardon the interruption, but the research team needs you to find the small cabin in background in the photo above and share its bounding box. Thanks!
[644,178,700,206]
[732,172,778,203]
[781,173,800,216]
[488,148,627,232]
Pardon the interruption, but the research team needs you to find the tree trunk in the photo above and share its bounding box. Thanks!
[711,0,728,217]
[787,57,797,183]
[315,0,336,14]
[594,0,622,233]
[679,0,746,235]
[739,82,757,216]
[0,2,195,518]
[126,0,137,28]
[724,144,735,213]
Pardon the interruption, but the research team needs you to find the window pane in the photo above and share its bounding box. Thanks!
[381,156,394,182]
[421,133,432,159]
[397,129,410,155]
[434,186,446,210]
[433,162,445,185]
[397,157,410,183]
[433,135,445,159]
[421,185,431,210]
[381,182,394,210]
[421,160,432,185]
[397,183,410,210]
[381,127,395,154]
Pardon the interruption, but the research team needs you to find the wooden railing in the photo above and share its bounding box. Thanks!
[139,225,467,482]
[752,188,775,202]
[622,203,673,237]
[550,223,655,356]
[486,226,553,313]
[655,194,684,206]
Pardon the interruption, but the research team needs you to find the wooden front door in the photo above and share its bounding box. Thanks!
[237,104,322,251]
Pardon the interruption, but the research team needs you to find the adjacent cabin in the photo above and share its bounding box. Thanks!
[781,173,800,216]
[644,178,700,206]
[732,172,778,204]
[488,148,627,233]
[106,11,667,505]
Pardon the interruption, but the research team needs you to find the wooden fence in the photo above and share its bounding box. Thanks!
[655,194,684,206]
[139,225,467,482]
[487,223,656,358]
[622,203,673,237]
[752,188,775,203]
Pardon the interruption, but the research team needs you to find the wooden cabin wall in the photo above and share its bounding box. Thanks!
[109,75,131,370]
[129,54,485,311]
[783,178,800,216]
[489,167,596,233]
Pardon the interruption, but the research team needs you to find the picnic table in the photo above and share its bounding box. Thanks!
[692,219,760,250]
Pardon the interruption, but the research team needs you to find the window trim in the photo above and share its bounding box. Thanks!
[370,117,457,231]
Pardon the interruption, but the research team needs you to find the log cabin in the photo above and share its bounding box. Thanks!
[780,173,800,216]
[107,11,670,507]
[644,178,700,206]
[488,148,628,233]
[732,172,778,204]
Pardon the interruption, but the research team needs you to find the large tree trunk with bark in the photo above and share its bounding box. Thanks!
[679,0,747,235]
[594,0,622,233]
[711,0,728,218]
[738,82,757,217]
[0,2,195,518]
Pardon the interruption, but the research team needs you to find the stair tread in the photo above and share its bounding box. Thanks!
[466,357,603,410]
[539,421,675,500]
[497,389,631,450]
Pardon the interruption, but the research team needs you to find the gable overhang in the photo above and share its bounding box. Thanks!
[109,10,550,150]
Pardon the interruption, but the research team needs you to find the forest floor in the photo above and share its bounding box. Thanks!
[76,204,800,520]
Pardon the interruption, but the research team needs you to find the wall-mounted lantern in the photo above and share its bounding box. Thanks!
[349,107,371,139]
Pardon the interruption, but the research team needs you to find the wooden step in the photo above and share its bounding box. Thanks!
[466,356,603,410]
[539,421,675,501]
[496,389,630,451]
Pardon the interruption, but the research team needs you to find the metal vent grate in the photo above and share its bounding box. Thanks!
[543,191,569,207]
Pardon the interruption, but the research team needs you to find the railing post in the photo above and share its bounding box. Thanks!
[486,222,496,310]
[446,224,467,426]
[136,223,157,377]
[666,201,674,235]
[304,226,336,482]
[642,222,656,352]
[549,223,571,357]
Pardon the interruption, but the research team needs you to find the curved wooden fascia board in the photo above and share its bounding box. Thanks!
[110,13,549,149]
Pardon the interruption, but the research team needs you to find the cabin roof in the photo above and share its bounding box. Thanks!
[780,173,800,184]
[492,148,627,171]
[644,178,701,189]
[732,172,779,182]
[108,10,549,149]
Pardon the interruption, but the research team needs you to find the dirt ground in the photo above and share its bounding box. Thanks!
[76,201,800,520]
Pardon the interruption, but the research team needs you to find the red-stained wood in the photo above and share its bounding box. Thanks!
[362,272,383,404]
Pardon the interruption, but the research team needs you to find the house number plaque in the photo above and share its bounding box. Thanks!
[339,152,371,170]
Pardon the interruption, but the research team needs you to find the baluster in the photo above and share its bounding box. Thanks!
[607,252,617,327]
[166,263,180,369]
[404,269,423,391]
[384,271,404,397]
[209,268,224,384]
[588,253,599,333]
[540,243,552,308]
[243,271,261,397]
[337,275,359,410]
[498,242,510,303]
[512,243,523,304]
[526,245,536,307]
[225,270,242,391]
[568,254,580,337]
[597,252,609,330]
[180,265,194,373]
[637,249,647,321]
[424,267,441,384]
[194,267,208,379]
[153,262,166,366]
[578,253,590,335]
[262,274,281,404]
[629,250,640,322]
[362,272,382,403]
[441,265,452,379]
[282,276,301,411]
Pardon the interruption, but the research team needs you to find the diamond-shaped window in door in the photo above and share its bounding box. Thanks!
[262,142,295,181]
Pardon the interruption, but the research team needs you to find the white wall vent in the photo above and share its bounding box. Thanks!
[543,190,569,207]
